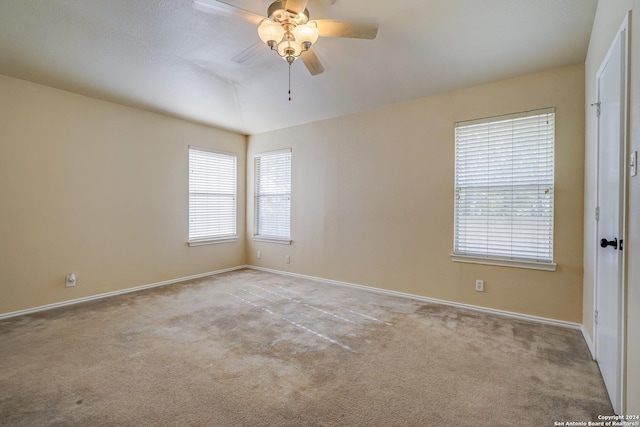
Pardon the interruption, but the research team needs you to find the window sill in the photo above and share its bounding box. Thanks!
[252,236,292,245]
[188,236,239,247]
[451,254,557,271]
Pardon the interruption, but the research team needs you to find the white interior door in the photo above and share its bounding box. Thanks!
[595,16,627,415]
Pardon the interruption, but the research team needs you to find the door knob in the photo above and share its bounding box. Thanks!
[600,238,618,249]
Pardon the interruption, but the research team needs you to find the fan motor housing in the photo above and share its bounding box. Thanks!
[268,1,310,25]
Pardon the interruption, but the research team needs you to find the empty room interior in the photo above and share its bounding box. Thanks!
[1,0,639,425]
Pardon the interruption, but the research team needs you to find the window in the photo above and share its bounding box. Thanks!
[254,149,291,243]
[453,108,555,270]
[188,147,237,245]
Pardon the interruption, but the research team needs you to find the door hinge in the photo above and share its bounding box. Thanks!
[595,206,599,221]
[595,309,599,325]
[591,101,601,117]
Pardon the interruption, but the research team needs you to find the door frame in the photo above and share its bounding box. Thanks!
[592,12,630,415]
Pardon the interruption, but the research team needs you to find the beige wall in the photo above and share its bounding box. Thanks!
[0,74,247,315]
[584,1,640,414]
[248,63,585,323]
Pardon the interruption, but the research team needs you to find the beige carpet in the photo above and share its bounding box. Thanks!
[0,268,612,426]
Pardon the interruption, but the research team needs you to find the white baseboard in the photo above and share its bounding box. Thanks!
[2,264,587,337]
[581,325,596,360]
[0,265,248,320]
[247,265,584,331]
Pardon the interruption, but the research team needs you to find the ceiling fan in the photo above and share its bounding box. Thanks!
[192,0,378,77]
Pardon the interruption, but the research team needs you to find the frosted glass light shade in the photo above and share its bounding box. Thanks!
[292,22,319,45]
[258,19,284,44]
[277,40,302,59]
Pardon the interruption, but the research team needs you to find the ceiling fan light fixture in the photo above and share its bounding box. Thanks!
[256,1,319,65]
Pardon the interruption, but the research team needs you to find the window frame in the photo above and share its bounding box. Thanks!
[253,148,292,245]
[187,146,238,246]
[452,108,557,271]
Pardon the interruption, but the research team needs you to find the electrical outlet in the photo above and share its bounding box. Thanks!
[66,273,76,287]
[285,255,290,264]
[475,279,484,292]
[257,250,261,259]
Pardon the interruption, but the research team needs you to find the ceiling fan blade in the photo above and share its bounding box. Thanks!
[315,19,378,39]
[284,0,309,15]
[300,48,325,76]
[192,0,264,25]
[231,42,267,63]
[304,0,334,16]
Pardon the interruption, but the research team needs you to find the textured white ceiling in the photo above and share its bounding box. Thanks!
[0,0,598,135]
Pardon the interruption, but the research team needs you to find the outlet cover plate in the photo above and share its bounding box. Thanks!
[66,274,76,287]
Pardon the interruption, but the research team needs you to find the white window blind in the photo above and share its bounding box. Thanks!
[255,149,291,241]
[454,108,555,266]
[188,147,237,244]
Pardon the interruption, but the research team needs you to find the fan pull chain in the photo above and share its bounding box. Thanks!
[288,63,292,101]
